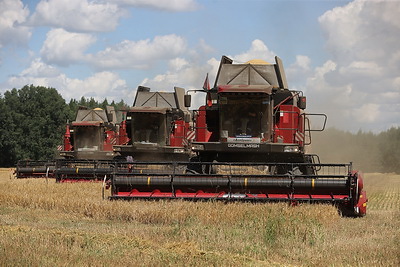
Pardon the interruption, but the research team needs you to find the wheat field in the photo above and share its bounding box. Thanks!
[0,169,399,266]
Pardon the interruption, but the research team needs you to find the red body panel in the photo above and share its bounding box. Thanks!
[118,120,129,145]
[170,120,186,147]
[353,171,367,216]
[274,104,304,146]
[63,124,73,151]
[194,106,211,142]
[103,130,118,151]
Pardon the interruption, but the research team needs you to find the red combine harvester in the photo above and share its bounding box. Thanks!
[109,56,367,217]
[15,106,129,181]
[113,86,193,168]
[54,106,129,182]
[59,106,128,160]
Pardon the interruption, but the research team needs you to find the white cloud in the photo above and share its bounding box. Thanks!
[29,0,125,32]
[3,36,209,106]
[108,0,200,12]
[140,40,279,109]
[304,0,400,131]
[87,34,187,69]
[233,39,276,63]
[6,58,132,103]
[139,55,219,109]
[66,71,131,101]
[318,1,363,62]
[197,39,214,54]
[0,0,31,48]
[7,60,67,92]
[40,29,96,66]
[319,0,400,64]
[353,103,380,123]
[19,58,61,77]
[394,77,400,88]
[168,57,189,71]
[307,60,336,89]
[339,61,381,76]
[294,55,311,71]
[141,61,212,91]
[27,0,198,35]
[286,55,312,87]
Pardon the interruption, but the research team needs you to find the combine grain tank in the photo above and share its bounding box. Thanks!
[109,56,367,217]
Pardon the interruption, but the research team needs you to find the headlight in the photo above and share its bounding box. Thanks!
[284,145,299,153]
[173,148,185,153]
[113,147,121,152]
[191,144,204,151]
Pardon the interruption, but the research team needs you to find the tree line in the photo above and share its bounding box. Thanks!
[0,85,128,167]
[311,127,400,174]
[0,85,399,173]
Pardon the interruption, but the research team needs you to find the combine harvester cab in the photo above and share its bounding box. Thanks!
[55,106,129,182]
[110,57,367,217]
[111,86,193,178]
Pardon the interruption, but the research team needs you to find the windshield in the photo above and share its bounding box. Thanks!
[131,112,166,145]
[74,126,103,151]
[219,94,271,139]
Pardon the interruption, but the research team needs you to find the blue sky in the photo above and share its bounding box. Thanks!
[0,0,399,132]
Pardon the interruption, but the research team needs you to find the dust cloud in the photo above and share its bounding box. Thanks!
[308,128,382,173]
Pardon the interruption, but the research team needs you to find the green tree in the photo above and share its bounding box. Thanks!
[87,97,97,108]
[78,96,87,107]
[114,99,129,111]
[100,98,109,110]
[67,98,79,121]
[0,96,17,166]
[0,85,68,166]
[379,127,400,173]
[0,85,130,167]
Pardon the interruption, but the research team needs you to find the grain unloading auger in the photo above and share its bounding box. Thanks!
[109,56,367,217]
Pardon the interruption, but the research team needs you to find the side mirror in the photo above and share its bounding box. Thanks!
[184,94,191,108]
[298,96,306,110]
